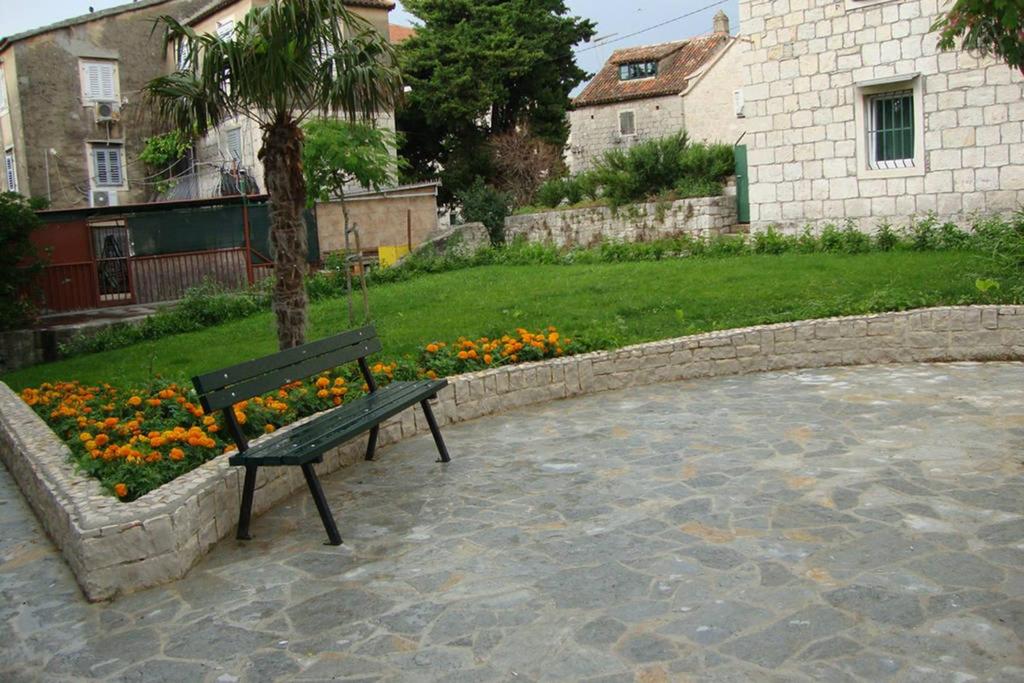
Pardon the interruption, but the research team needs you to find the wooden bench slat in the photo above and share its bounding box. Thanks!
[197,336,384,412]
[228,379,445,466]
[192,325,377,395]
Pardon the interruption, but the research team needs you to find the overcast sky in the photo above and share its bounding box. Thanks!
[2,0,739,79]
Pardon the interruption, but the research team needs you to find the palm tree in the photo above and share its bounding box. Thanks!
[145,0,401,349]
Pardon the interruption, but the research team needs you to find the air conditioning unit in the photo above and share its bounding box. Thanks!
[94,100,121,123]
[90,190,118,207]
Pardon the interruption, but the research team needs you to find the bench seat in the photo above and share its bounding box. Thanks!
[229,379,447,467]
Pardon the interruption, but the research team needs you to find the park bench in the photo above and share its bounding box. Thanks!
[192,325,450,546]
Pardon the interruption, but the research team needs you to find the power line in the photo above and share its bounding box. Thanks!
[575,0,730,53]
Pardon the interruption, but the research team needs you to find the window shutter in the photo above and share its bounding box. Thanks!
[0,68,7,112]
[94,146,123,186]
[83,61,117,100]
[95,149,109,185]
[226,128,243,161]
[5,151,17,192]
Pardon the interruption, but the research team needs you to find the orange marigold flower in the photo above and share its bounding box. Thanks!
[467,349,478,359]
[426,370,438,379]
[146,398,161,407]
[457,351,469,360]
[315,377,329,389]
[169,447,185,461]
[114,483,128,498]
[127,396,142,407]
[264,424,275,433]
[548,332,559,344]
[79,432,93,442]
[317,389,330,399]
[332,396,342,406]
[484,354,493,364]
[203,416,216,426]
[426,343,439,353]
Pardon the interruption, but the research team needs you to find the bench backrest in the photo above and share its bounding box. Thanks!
[192,325,382,414]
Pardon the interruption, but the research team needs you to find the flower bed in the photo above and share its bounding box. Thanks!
[19,327,585,501]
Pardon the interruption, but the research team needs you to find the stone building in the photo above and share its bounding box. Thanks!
[567,11,749,174]
[0,0,208,208]
[739,0,1024,232]
[177,0,398,202]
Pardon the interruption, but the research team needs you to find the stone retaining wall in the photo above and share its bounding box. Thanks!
[504,182,739,248]
[2,305,1022,601]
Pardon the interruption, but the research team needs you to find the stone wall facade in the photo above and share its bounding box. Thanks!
[567,94,682,175]
[682,37,750,146]
[739,0,1024,233]
[3,305,1023,601]
[315,182,439,255]
[504,183,738,248]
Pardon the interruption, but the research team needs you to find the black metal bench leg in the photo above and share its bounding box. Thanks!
[237,464,257,541]
[364,426,379,461]
[420,398,451,463]
[301,462,342,546]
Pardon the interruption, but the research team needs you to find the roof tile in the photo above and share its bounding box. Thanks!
[574,33,729,107]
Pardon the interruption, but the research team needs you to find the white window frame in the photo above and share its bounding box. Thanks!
[5,147,17,193]
[80,60,120,102]
[89,142,127,189]
[618,61,657,81]
[854,75,925,179]
[0,67,8,114]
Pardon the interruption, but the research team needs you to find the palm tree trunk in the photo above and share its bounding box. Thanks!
[262,118,309,350]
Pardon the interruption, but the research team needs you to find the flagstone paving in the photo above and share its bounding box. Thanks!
[2,362,1024,682]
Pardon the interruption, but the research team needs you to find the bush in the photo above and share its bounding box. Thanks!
[60,280,271,357]
[874,222,900,251]
[0,193,45,330]
[752,227,793,255]
[458,178,511,245]
[535,178,566,208]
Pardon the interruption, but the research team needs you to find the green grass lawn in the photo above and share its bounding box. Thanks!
[2,251,999,390]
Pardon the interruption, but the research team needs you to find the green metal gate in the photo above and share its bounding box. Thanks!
[734,144,750,224]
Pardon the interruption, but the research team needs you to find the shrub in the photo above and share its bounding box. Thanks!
[752,226,792,255]
[839,223,872,254]
[874,222,900,251]
[908,213,939,251]
[535,178,566,207]
[458,178,511,245]
[0,193,45,330]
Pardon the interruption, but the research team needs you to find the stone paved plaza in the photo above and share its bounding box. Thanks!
[2,363,1023,681]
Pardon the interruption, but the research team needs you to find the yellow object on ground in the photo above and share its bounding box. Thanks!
[378,245,411,267]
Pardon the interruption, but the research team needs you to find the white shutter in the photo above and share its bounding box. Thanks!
[82,61,118,100]
[0,68,7,112]
[5,150,17,192]
[733,89,745,118]
[108,147,123,185]
[226,128,243,161]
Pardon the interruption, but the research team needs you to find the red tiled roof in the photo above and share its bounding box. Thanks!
[573,33,729,107]
[389,23,415,44]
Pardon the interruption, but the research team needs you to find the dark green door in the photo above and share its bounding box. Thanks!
[734,144,750,224]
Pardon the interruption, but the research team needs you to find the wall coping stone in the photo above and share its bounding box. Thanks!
[1,304,1022,600]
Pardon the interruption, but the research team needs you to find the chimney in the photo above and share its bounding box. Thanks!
[713,10,729,35]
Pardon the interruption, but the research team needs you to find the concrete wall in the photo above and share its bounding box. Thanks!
[567,94,682,174]
[315,184,439,254]
[0,0,208,208]
[739,0,1024,233]
[682,38,750,145]
[505,181,738,248]
[3,304,1023,601]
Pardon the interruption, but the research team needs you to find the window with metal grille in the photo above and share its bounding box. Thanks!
[619,110,636,136]
[867,90,914,169]
[226,127,243,162]
[93,145,123,186]
[5,148,17,192]
[619,61,657,81]
[81,60,118,101]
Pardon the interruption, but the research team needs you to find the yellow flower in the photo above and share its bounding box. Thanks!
[79,432,93,442]
[315,377,329,389]
[127,396,142,407]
